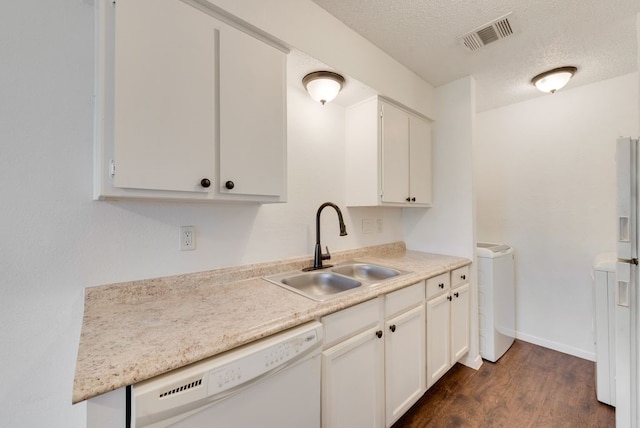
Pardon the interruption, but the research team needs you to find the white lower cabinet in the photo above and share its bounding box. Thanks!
[385,304,426,426]
[426,266,471,387]
[426,284,451,386]
[321,282,426,428]
[322,324,385,428]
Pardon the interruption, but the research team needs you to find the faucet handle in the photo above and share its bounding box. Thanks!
[322,246,331,260]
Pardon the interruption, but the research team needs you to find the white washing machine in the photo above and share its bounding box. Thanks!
[592,252,616,406]
[477,242,515,362]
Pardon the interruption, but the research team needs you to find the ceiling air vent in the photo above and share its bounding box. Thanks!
[459,13,514,52]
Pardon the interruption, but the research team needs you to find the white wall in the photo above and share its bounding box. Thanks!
[0,2,409,426]
[200,0,434,119]
[475,72,640,359]
[404,77,476,260]
[403,76,480,368]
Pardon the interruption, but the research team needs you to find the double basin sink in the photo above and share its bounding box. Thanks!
[265,262,411,301]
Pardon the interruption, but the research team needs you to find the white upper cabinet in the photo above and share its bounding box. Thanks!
[380,102,410,204]
[346,96,432,207]
[408,115,432,204]
[113,0,216,194]
[218,26,286,198]
[94,0,287,202]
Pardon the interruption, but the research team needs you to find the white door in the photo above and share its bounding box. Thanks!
[322,327,385,428]
[408,116,432,205]
[426,292,451,387]
[381,101,409,204]
[218,26,286,197]
[451,282,471,364]
[385,305,426,427]
[113,0,216,192]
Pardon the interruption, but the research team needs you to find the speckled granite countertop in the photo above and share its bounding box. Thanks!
[72,242,470,403]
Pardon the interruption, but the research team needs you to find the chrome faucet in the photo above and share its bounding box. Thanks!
[304,202,348,271]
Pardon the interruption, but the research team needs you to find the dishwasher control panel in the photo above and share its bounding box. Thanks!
[208,328,320,396]
[133,322,323,428]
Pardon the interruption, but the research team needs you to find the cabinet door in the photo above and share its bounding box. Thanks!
[219,26,286,197]
[426,292,451,387]
[113,0,216,192]
[451,282,470,364]
[385,305,426,427]
[380,101,409,204]
[408,116,432,205]
[322,327,385,428]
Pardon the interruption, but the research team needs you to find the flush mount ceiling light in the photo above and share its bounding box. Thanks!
[302,71,345,105]
[531,66,577,94]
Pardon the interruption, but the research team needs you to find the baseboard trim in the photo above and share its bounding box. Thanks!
[460,352,483,370]
[515,331,596,361]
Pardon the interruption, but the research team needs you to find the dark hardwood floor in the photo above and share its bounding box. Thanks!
[393,340,615,427]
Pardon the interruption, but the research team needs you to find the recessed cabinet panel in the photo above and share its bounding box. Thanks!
[426,292,451,387]
[322,328,384,428]
[385,305,426,427]
[219,27,286,197]
[113,0,216,192]
[381,102,410,204]
[409,116,432,204]
[451,282,471,363]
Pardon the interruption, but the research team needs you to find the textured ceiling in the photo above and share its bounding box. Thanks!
[310,0,640,112]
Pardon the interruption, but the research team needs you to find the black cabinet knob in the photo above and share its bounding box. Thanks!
[454,292,459,298]
[439,283,444,289]
[411,197,416,202]
[390,325,396,333]
[461,274,466,280]
[225,180,235,190]
[200,178,211,188]
[376,330,383,339]
[406,197,411,202]
[447,296,452,301]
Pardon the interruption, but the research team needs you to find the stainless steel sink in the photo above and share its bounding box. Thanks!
[331,263,401,281]
[266,271,362,301]
[264,261,411,301]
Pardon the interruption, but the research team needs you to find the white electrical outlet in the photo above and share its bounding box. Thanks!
[180,226,195,251]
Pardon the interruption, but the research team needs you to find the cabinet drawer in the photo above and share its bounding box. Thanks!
[426,273,450,300]
[451,265,470,288]
[385,281,425,318]
[322,298,381,349]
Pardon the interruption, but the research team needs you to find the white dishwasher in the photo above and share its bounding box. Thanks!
[132,321,323,428]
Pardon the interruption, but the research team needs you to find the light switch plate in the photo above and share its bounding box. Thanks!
[362,219,375,235]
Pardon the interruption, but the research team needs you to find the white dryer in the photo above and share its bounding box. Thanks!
[477,242,515,362]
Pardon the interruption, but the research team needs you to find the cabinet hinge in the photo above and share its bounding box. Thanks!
[109,159,116,178]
